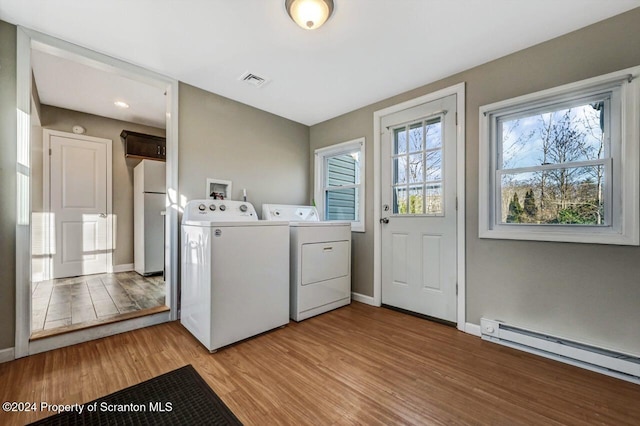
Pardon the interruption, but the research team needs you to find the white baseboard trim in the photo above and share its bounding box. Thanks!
[352,292,377,306]
[112,263,134,273]
[0,347,15,364]
[465,322,482,337]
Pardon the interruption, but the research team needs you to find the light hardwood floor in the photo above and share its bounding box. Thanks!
[1,302,639,425]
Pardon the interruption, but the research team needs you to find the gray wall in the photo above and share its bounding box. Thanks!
[310,8,640,355]
[38,105,166,267]
[178,83,309,210]
[0,20,17,350]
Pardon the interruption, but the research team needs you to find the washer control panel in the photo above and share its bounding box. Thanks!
[183,200,257,222]
[261,204,320,222]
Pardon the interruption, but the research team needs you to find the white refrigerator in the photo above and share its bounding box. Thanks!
[134,159,166,276]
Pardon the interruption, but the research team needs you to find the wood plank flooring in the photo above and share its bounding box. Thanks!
[31,271,165,337]
[1,302,639,425]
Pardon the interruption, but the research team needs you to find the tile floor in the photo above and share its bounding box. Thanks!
[31,271,165,333]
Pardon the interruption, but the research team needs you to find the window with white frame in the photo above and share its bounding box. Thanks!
[314,138,365,232]
[391,117,444,216]
[479,67,639,245]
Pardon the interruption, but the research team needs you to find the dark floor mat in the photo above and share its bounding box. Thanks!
[29,364,243,425]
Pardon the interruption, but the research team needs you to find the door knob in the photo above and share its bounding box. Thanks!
[380,217,389,224]
[99,213,107,218]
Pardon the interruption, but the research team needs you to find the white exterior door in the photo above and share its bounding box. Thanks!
[47,131,112,279]
[380,94,457,322]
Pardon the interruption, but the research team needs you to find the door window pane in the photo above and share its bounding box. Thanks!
[408,154,423,183]
[394,157,407,184]
[425,184,443,215]
[394,128,407,155]
[408,123,423,153]
[392,115,445,216]
[408,185,424,214]
[426,151,442,181]
[425,118,442,150]
[393,186,407,214]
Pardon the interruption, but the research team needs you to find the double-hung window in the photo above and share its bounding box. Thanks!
[314,137,365,232]
[479,67,639,245]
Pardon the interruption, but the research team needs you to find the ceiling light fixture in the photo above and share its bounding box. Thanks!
[114,101,129,109]
[285,0,334,30]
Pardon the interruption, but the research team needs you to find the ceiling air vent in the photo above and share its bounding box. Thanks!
[238,71,270,88]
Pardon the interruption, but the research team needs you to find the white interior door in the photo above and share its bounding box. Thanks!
[48,131,111,279]
[380,94,457,322]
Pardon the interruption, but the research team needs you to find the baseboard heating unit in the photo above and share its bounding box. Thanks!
[480,318,640,384]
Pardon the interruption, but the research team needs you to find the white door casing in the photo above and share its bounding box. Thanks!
[380,94,457,322]
[44,129,112,279]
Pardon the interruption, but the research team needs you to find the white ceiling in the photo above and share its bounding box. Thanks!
[32,50,167,128]
[2,1,639,126]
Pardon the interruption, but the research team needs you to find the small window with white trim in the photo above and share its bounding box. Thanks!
[479,67,639,245]
[314,137,365,232]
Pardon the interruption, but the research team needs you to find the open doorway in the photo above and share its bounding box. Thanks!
[16,28,179,356]
[29,48,168,339]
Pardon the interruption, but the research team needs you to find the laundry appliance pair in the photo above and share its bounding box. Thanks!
[180,200,351,353]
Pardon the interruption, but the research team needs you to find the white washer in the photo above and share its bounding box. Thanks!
[181,200,289,352]
[262,204,351,321]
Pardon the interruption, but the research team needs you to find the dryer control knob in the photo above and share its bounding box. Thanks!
[198,204,206,211]
[239,204,248,212]
[209,204,216,211]
[219,204,226,211]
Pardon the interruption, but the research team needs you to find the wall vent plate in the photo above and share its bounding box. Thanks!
[238,71,270,88]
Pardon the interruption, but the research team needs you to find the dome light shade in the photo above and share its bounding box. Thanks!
[285,0,334,30]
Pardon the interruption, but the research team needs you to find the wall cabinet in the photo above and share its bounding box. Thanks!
[120,130,166,161]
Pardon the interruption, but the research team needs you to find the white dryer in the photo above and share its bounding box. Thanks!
[181,200,289,352]
[262,204,351,321]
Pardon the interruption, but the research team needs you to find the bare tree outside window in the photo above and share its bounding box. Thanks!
[499,100,607,225]
[480,69,639,245]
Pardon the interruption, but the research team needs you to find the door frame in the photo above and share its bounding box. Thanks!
[15,27,180,357]
[42,129,113,280]
[373,83,467,331]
